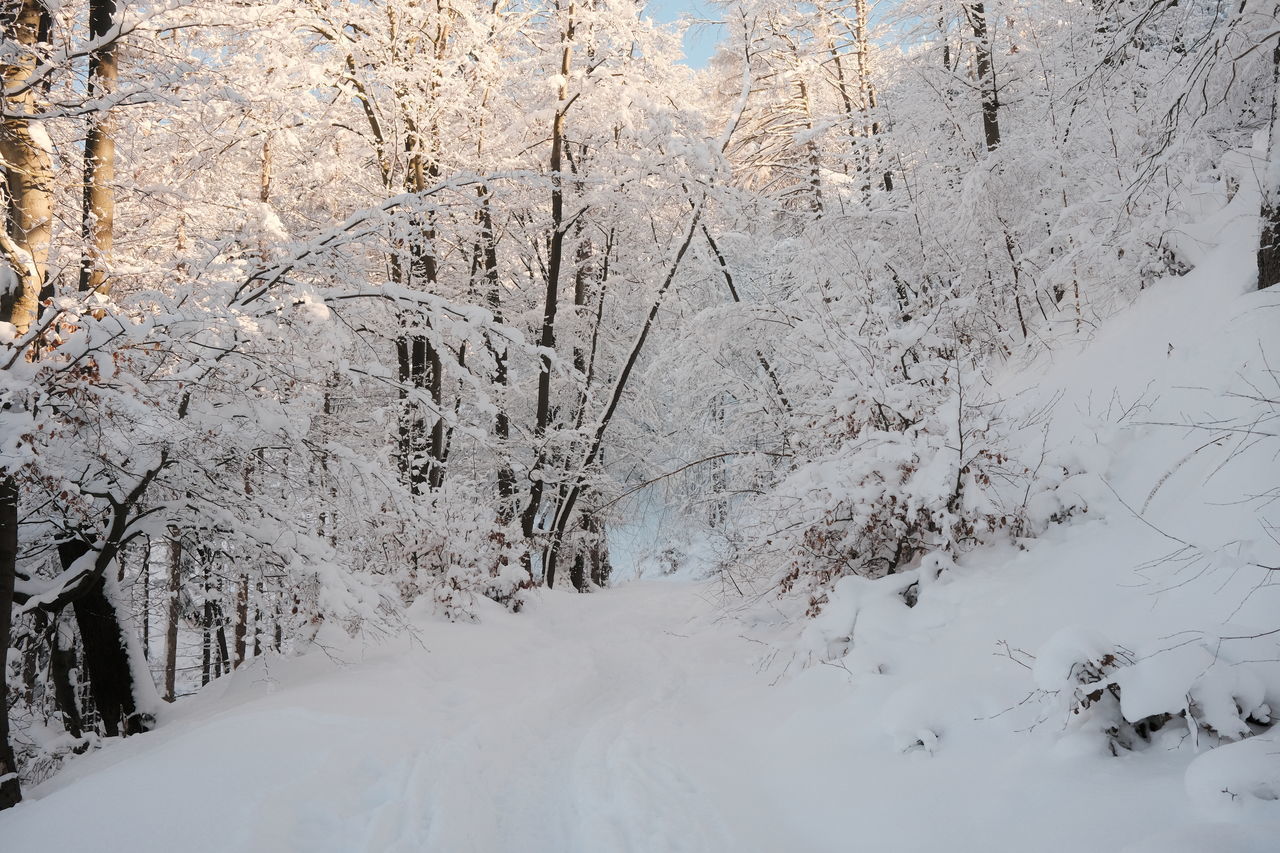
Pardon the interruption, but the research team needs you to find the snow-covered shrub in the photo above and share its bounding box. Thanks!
[1032,629,1157,754]
[400,481,530,621]
[799,553,951,662]
[744,288,1045,614]
[1017,444,1105,534]
[1033,629,1276,755]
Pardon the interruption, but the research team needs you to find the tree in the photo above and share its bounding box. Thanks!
[79,0,119,294]
[1,476,20,808]
[1259,11,1279,290]
[962,2,1000,151]
[0,0,53,809]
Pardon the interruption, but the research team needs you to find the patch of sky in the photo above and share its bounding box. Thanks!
[642,0,724,69]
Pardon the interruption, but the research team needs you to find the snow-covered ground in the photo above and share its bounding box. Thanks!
[2,570,1277,853]
[4,210,1280,853]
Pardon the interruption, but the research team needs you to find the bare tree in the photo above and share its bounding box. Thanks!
[1259,16,1279,290]
[521,0,576,583]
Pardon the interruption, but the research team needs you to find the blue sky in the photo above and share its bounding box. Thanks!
[642,0,725,68]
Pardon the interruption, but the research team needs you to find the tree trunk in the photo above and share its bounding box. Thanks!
[215,620,230,677]
[480,186,516,518]
[426,341,446,490]
[18,617,36,710]
[253,579,263,657]
[1259,20,1280,290]
[964,3,1001,151]
[78,0,118,294]
[786,44,824,213]
[851,0,892,191]
[0,476,22,810]
[343,38,448,498]
[826,29,860,179]
[399,97,447,494]
[234,573,248,668]
[1,5,55,799]
[163,535,181,701]
[68,569,145,737]
[139,539,150,659]
[0,0,53,333]
[522,2,576,585]
[49,612,84,739]
[201,560,212,687]
[582,509,610,588]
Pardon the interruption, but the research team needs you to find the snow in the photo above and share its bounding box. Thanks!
[4,186,1279,853]
[1185,733,1280,809]
[2,569,1277,852]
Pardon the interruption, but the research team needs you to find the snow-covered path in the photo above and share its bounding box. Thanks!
[5,578,1278,853]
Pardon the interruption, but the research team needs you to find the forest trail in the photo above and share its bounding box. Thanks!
[1,582,832,852]
[3,578,1278,853]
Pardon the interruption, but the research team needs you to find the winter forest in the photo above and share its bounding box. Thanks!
[0,0,1278,849]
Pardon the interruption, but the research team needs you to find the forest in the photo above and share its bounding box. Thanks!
[1,0,1278,849]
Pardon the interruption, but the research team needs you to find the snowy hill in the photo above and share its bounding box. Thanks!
[3,234,1279,851]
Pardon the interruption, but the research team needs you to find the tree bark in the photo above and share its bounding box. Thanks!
[139,539,150,658]
[1,6,55,801]
[1259,19,1280,290]
[201,559,212,686]
[582,508,610,588]
[163,535,181,701]
[215,619,230,677]
[0,477,22,809]
[851,0,892,190]
[0,0,53,333]
[480,186,516,518]
[234,573,248,668]
[785,42,824,212]
[78,0,119,294]
[964,3,1001,152]
[68,568,146,737]
[49,612,84,739]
